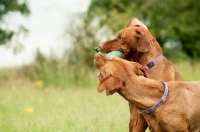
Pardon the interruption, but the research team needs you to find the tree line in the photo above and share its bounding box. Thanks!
[1,0,200,70]
[87,0,200,58]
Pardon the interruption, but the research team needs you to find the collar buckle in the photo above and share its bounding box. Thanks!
[143,54,163,71]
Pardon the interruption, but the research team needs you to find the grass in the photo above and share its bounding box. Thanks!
[0,86,129,132]
[175,60,200,81]
[0,60,200,132]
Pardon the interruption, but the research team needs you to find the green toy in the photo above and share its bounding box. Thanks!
[93,47,123,59]
[94,47,100,52]
[106,51,123,59]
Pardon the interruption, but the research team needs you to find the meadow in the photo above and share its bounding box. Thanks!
[0,85,129,132]
[0,60,200,132]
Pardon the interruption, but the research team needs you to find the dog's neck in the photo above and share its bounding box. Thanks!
[118,76,165,111]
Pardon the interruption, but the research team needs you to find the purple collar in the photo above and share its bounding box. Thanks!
[138,81,168,114]
[143,54,163,71]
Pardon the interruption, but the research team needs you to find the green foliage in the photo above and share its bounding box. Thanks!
[66,13,113,69]
[0,51,200,89]
[87,0,136,32]
[15,49,98,88]
[87,0,200,58]
[0,0,30,45]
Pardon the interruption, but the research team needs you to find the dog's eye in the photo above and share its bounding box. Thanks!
[119,36,124,40]
[122,81,125,86]
[134,25,140,27]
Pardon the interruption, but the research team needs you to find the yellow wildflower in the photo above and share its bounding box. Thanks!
[24,108,33,113]
[34,80,43,87]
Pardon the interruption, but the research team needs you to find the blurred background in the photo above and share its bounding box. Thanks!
[1,0,200,87]
[0,0,200,131]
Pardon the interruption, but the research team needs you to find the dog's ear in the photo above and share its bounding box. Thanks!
[126,18,148,30]
[132,62,149,78]
[135,29,152,52]
[97,75,122,95]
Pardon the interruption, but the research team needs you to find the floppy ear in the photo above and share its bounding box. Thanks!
[135,29,152,52]
[97,75,122,95]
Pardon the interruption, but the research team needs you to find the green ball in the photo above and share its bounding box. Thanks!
[106,51,123,59]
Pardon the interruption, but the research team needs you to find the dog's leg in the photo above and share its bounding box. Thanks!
[129,103,148,132]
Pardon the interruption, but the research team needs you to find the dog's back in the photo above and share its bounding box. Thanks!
[153,81,200,131]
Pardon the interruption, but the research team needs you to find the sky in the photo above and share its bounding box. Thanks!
[0,0,90,67]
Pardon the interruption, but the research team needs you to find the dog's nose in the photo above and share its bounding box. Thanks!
[99,42,105,49]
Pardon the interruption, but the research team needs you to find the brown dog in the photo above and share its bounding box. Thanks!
[98,19,184,132]
[94,53,200,132]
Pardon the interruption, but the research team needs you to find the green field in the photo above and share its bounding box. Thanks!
[0,87,129,132]
[0,60,200,132]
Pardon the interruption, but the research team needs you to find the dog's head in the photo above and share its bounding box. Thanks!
[94,53,148,96]
[99,26,157,61]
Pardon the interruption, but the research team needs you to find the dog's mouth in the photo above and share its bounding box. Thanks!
[99,46,126,59]
[106,89,118,96]
[122,52,126,59]
[98,73,103,81]
[107,50,125,59]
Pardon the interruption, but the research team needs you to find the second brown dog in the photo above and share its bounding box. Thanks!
[94,53,200,132]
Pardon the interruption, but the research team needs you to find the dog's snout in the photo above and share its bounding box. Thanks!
[99,42,105,49]
[94,53,100,61]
